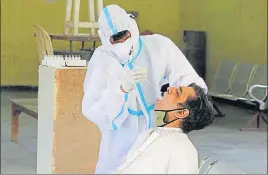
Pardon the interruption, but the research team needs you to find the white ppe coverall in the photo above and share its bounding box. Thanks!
[82,4,207,174]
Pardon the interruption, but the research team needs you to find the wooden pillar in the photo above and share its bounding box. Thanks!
[64,0,103,36]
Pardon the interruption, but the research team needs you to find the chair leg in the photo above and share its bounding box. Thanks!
[11,104,21,142]
[240,111,267,131]
[213,103,225,117]
[257,112,260,128]
[261,113,268,124]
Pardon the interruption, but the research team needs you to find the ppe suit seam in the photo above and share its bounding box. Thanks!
[128,38,153,129]
[111,93,129,130]
[103,7,117,34]
[127,104,154,117]
[136,83,152,128]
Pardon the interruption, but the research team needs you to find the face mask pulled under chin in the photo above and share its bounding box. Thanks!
[110,39,133,64]
[156,108,186,127]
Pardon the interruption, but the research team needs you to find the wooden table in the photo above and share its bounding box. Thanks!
[10,98,38,142]
[49,33,100,52]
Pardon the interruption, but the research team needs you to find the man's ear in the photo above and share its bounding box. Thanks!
[174,109,189,119]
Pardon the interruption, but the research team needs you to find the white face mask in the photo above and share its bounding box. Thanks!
[98,29,135,64]
[110,38,133,64]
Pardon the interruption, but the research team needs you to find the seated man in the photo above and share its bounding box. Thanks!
[115,83,214,174]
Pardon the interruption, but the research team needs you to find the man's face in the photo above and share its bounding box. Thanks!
[155,87,196,122]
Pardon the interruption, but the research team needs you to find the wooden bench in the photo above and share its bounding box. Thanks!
[10,98,38,142]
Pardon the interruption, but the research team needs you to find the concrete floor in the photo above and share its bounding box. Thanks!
[1,90,267,174]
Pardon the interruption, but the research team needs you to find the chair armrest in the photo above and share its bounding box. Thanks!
[248,84,267,110]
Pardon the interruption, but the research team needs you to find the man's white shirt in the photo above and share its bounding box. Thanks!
[115,127,199,174]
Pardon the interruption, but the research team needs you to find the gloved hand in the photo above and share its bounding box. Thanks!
[121,68,147,92]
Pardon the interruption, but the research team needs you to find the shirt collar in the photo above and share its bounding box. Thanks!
[155,127,183,134]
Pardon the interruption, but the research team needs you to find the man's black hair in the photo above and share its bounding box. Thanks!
[179,83,215,133]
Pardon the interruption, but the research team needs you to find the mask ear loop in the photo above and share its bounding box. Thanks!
[158,108,188,127]
[155,107,187,113]
[159,117,181,127]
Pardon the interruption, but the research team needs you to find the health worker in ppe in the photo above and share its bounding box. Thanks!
[82,4,208,174]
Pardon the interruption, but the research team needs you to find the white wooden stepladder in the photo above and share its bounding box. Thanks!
[64,0,103,36]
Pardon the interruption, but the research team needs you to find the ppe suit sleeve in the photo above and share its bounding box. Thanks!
[167,148,199,174]
[164,38,208,93]
[82,52,127,131]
